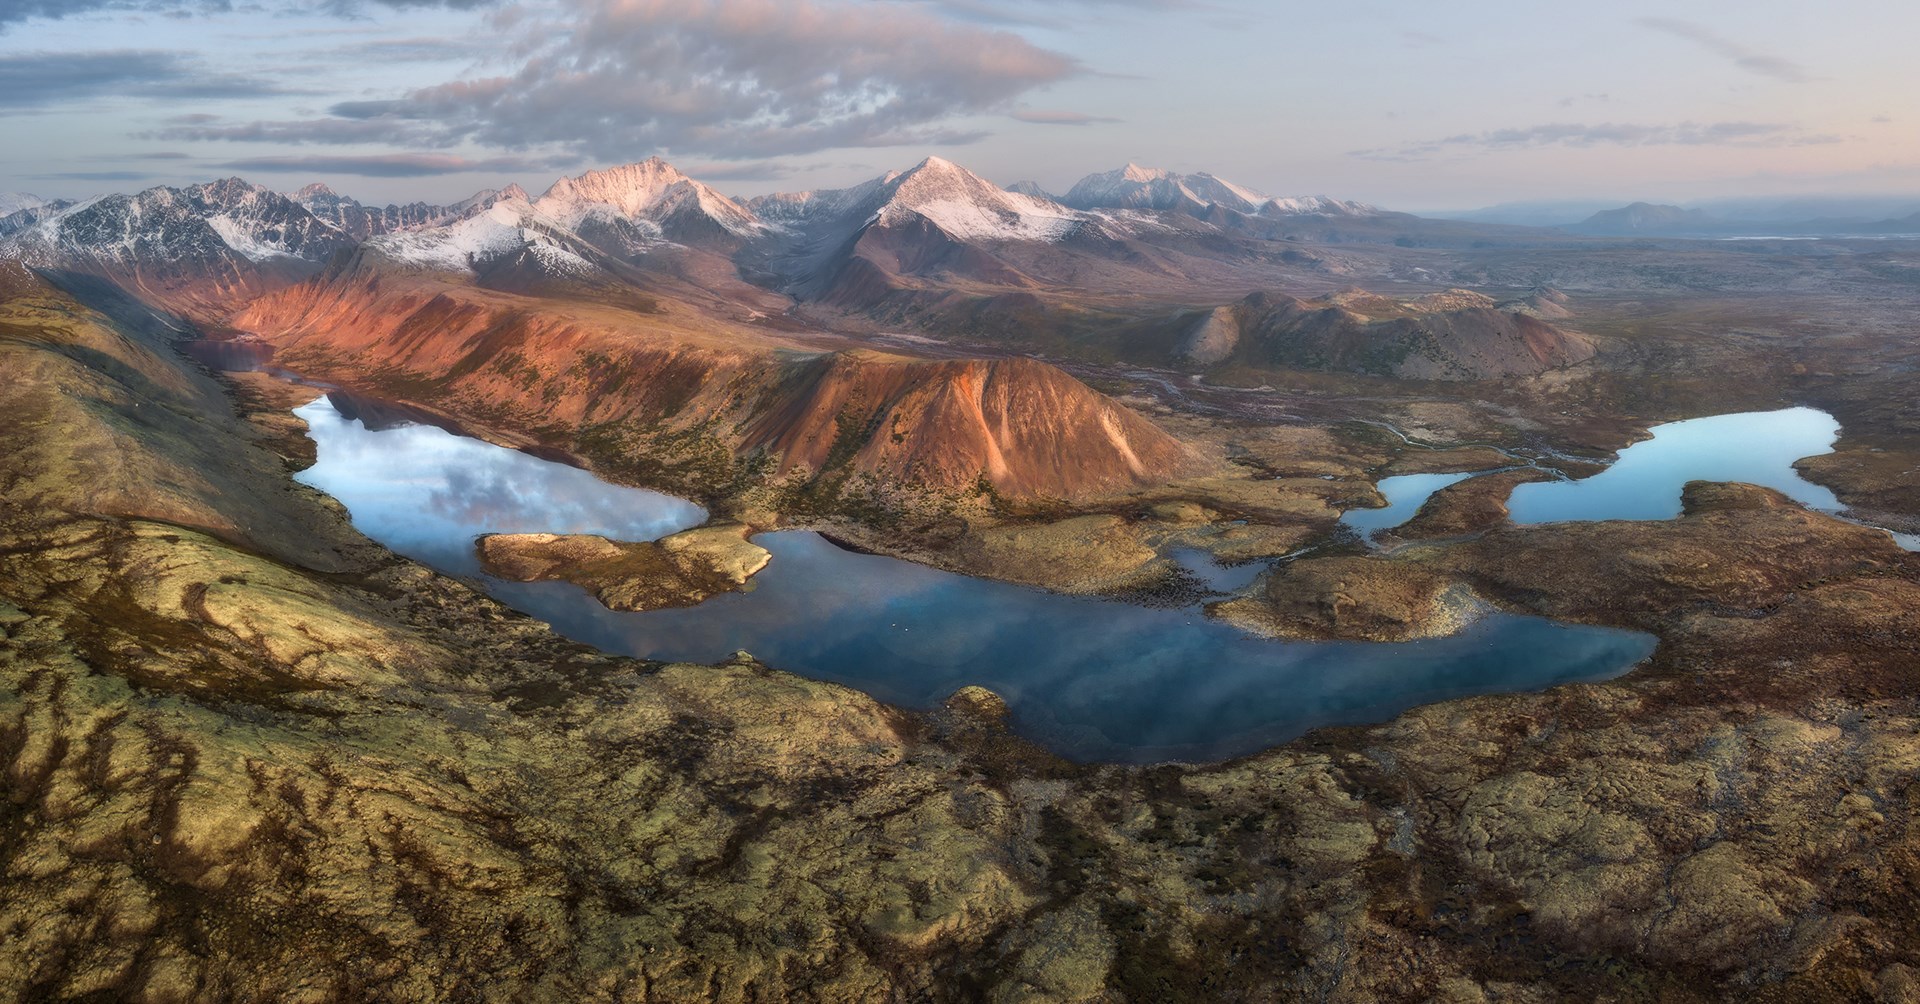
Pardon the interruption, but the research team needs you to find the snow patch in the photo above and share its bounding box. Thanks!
[208,214,299,262]
[0,193,46,218]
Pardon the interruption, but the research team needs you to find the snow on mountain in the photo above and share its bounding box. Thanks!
[205,214,298,262]
[1259,195,1378,217]
[1063,163,1265,213]
[872,157,1081,242]
[1004,181,1056,200]
[366,195,595,277]
[182,178,354,260]
[292,183,525,241]
[0,199,71,241]
[535,158,761,239]
[0,193,45,218]
[754,157,1083,245]
[1065,164,1377,217]
[749,172,903,229]
[1,179,350,269]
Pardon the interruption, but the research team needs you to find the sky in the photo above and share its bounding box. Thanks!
[1,0,1916,212]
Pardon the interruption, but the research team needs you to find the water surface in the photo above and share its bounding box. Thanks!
[293,395,1657,763]
[1337,408,1880,543]
[1506,407,1841,523]
[1340,471,1482,539]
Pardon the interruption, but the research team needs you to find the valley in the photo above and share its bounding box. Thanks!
[3,155,1920,1000]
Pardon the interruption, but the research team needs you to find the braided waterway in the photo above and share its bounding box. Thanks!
[292,393,1657,763]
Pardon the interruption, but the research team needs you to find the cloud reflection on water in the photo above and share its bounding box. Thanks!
[294,394,1657,763]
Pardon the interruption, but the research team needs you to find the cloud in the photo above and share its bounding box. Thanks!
[1637,17,1810,83]
[151,116,443,144]
[25,170,157,181]
[0,0,496,29]
[293,36,492,61]
[215,152,562,176]
[0,50,288,108]
[158,0,1077,161]
[915,0,1200,29]
[1010,107,1119,126]
[1353,121,1842,161]
[673,160,804,182]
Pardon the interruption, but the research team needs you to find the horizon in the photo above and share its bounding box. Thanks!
[3,0,1917,212]
[11,153,1920,224]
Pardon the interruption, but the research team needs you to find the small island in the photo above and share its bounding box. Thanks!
[476,525,771,612]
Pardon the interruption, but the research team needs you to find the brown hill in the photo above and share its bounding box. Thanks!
[235,267,1201,500]
[744,350,1197,498]
[1176,289,1595,380]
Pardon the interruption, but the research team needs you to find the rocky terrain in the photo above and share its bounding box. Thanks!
[477,527,771,612]
[5,236,1920,1003]
[6,156,1920,1001]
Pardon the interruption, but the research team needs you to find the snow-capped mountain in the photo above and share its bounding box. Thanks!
[1064,163,1375,218]
[1064,163,1267,214]
[292,182,528,241]
[2,179,350,269]
[871,157,1081,241]
[0,199,72,241]
[0,155,1400,324]
[534,158,762,246]
[184,178,354,262]
[0,193,46,218]
[1004,181,1056,200]
[755,157,1083,244]
[1258,195,1377,217]
[364,193,601,280]
[0,178,358,317]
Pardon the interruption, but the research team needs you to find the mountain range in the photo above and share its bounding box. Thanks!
[1442,197,1920,236]
[0,155,1604,501]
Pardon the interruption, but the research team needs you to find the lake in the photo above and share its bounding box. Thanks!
[293,393,1658,763]
[1338,408,1898,544]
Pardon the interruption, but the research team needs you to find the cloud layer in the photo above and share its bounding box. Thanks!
[1354,121,1842,161]
[0,0,494,29]
[216,152,563,177]
[157,0,1077,161]
[0,49,288,107]
[1637,18,1810,83]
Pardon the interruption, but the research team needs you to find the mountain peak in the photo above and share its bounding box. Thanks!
[539,158,694,210]
[295,182,340,200]
[0,193,46,217]
[898,156,980,187]
[535,158,760,238]
[1064,164,1281,214]
[869,156,1079,242]
[885,157,1012,209]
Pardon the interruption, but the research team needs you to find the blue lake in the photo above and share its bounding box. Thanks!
[1507,407,1842,523]
[1337,407,1898,545]
[294,394,1657,763]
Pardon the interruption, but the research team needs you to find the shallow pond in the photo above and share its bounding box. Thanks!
[1338,407,1894,544]
[1506,407,1842,523]
[1339,471,1483,539]
[294,394,1657,763]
